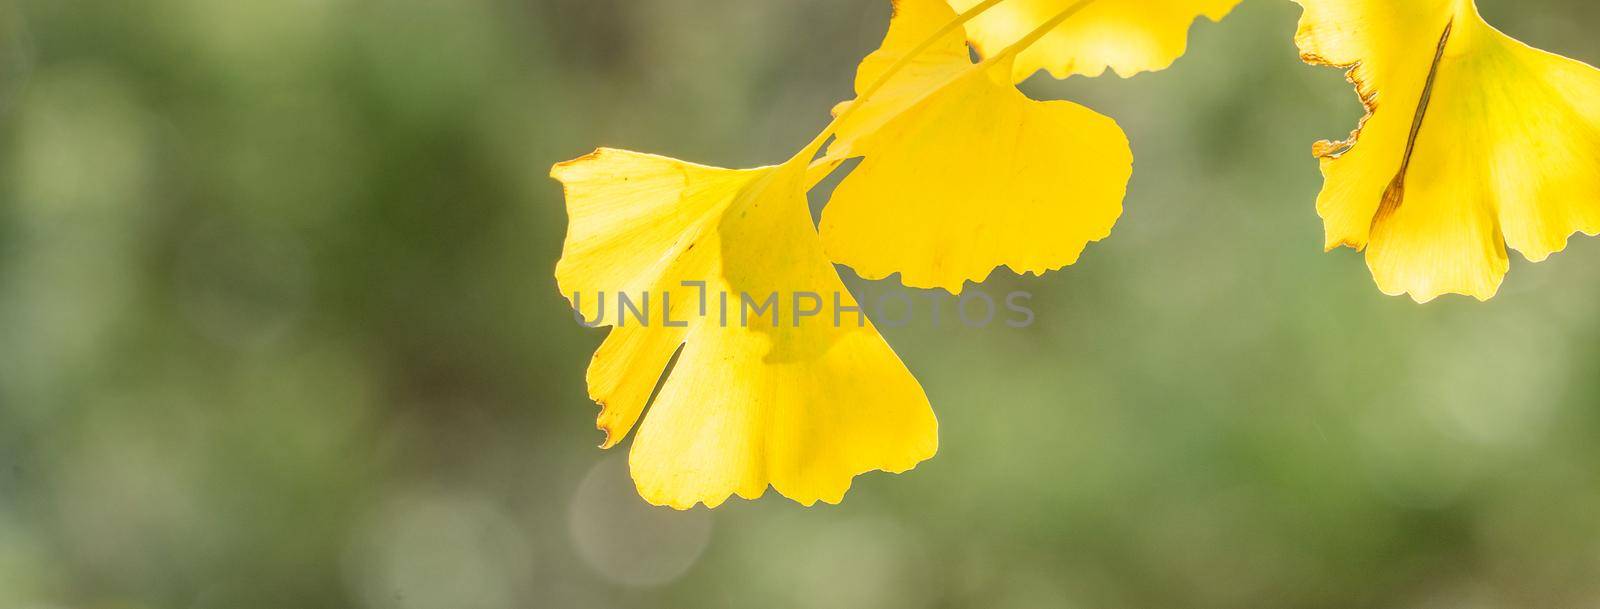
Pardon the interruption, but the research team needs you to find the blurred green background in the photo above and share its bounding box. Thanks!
[5,0,1600,607]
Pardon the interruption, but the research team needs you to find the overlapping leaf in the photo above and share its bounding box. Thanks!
[553,150,937,509]
[821,0,1132,293]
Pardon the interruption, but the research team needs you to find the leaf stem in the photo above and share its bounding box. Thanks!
[794,0,1100,172]
[983,0,1095,67]
[790,0,1009,165]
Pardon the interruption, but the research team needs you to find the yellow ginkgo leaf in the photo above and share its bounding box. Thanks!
[1296,0,1600,302]
[552,149,937,509]
[949,0,1242,81]
[820,0,1132,293]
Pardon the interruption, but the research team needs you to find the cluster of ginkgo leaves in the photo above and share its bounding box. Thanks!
[551,0,1600,509]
